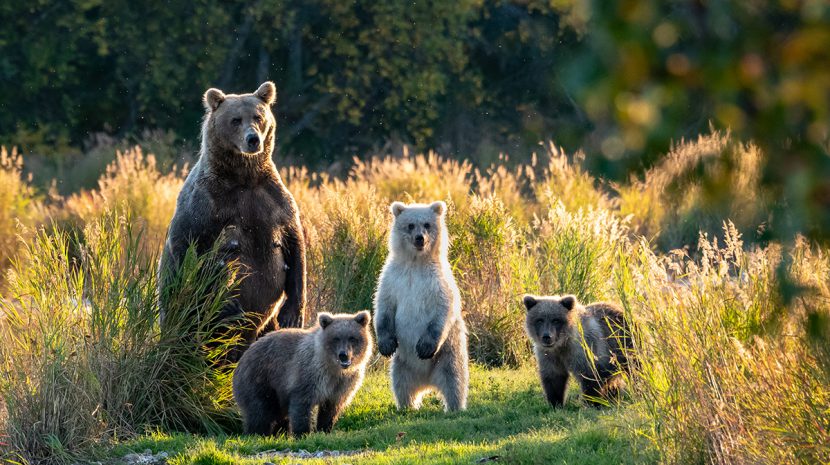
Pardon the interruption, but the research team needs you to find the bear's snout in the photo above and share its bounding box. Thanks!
[414,234,425,249]
[338,351,351,368]
[245,132,261,152]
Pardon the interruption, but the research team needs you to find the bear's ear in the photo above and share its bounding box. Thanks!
[204,88,225,112]
[318,312,334,329]
[560,295,577,311]
[353,310,371,327]
[255,81,277,106]
[390,201,406,217]
[430,201,446,216]
[522,294,538,311]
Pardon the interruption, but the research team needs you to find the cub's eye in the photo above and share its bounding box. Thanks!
[424,223,430,230]
[408,224,415,231]
[348,337,357,344]
[332,337,340,344]
[535,319,544,325]
[253,114,264,124]
[231,117,242,126]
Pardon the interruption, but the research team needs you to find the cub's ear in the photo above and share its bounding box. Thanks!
[354,310,371,327]
[318,312,334,329]
[560,295,577,311]
[203,88,225,112]
[390,201,406,217]
[255,81,277,106]
[430,201,446,215]
[522,294,538,311]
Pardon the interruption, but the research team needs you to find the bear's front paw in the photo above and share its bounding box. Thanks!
[416,337,438,359]
[378,337,398,357]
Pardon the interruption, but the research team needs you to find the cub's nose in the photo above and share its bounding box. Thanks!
[245,133,260,151]
[541,334,552,345]
[414,234,425,248]
[338,352,351,367]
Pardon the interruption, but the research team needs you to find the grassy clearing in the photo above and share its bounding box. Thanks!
[109,365,654,465]
[1,130,828,464]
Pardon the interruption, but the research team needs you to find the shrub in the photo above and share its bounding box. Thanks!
[304,180,390,315]
[533,143,611,213]
[0,211,238,464]
[0,147,42,278]
[624,222,830,464]
[450,195,535,366]
[532,200,629,303]
[616,131,771,250]
[63,147,184,254]
[349,151,474,206]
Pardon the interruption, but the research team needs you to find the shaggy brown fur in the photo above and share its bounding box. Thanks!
[233,311,372,436]
[159,82,306,360]
[523,294,632,407]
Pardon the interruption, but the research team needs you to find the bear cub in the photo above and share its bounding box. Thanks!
[374,201,469,411]
[233,311,372,436]
[523,294,632,407]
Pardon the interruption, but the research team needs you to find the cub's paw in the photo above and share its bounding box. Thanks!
[416,337,438,359]
[378,337,398,357]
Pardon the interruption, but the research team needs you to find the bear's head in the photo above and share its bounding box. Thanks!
[522,294,579,349]
[388,201,447,259]
[317,311,372,371]
[202,81,277,159]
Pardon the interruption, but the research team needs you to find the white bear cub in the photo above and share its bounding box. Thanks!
[373,200,469,411]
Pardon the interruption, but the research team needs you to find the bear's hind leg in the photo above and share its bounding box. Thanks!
[242,397,281,435]
[578,376,608,407]
[391,356,426,410]
[431,349,468,412]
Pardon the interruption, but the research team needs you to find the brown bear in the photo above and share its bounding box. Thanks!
[159,81,306,359]
[523,294,632,407]
[232,311,372,436]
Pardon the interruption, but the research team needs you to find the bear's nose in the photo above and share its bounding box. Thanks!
[541,334,552,344]
[414,235,425,247]
[338,351,349,362]
[246,133,260,149]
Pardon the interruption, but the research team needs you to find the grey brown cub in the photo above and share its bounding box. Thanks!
[523,294,632,407]
[233,311,372,436]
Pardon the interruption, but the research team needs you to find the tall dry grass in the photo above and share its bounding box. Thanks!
[0,147,43,276]
[0,133,827,464]
[0,212,240,464]
[621,223,830,464]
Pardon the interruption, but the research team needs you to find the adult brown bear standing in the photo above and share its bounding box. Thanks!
[159,82,306,360]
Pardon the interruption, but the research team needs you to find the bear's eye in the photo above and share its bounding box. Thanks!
[253,114,263,124]
[535,318,544,325]
[408,224,415,231]
[231,117,242,126]
[424,223,430,230]
[332,337,340,344]
[348,337,357,344]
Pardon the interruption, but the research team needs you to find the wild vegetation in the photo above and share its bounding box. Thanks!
[0,130,828,464]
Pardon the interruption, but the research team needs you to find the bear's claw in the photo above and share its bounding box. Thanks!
[378,337,398,357]
[416,338,438,359]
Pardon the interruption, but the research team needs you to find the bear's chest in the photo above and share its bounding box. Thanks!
[210,182,292,272]
[390,264,448,346]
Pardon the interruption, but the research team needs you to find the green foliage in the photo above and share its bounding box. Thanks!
[450,196,535,366]
[0,1,583,165]
[566,0,830,241]
[0,211,239,464]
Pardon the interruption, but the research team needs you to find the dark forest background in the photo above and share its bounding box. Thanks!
[1,0,828,239]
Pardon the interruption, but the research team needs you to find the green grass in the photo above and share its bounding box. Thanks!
[106,365,654,465]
